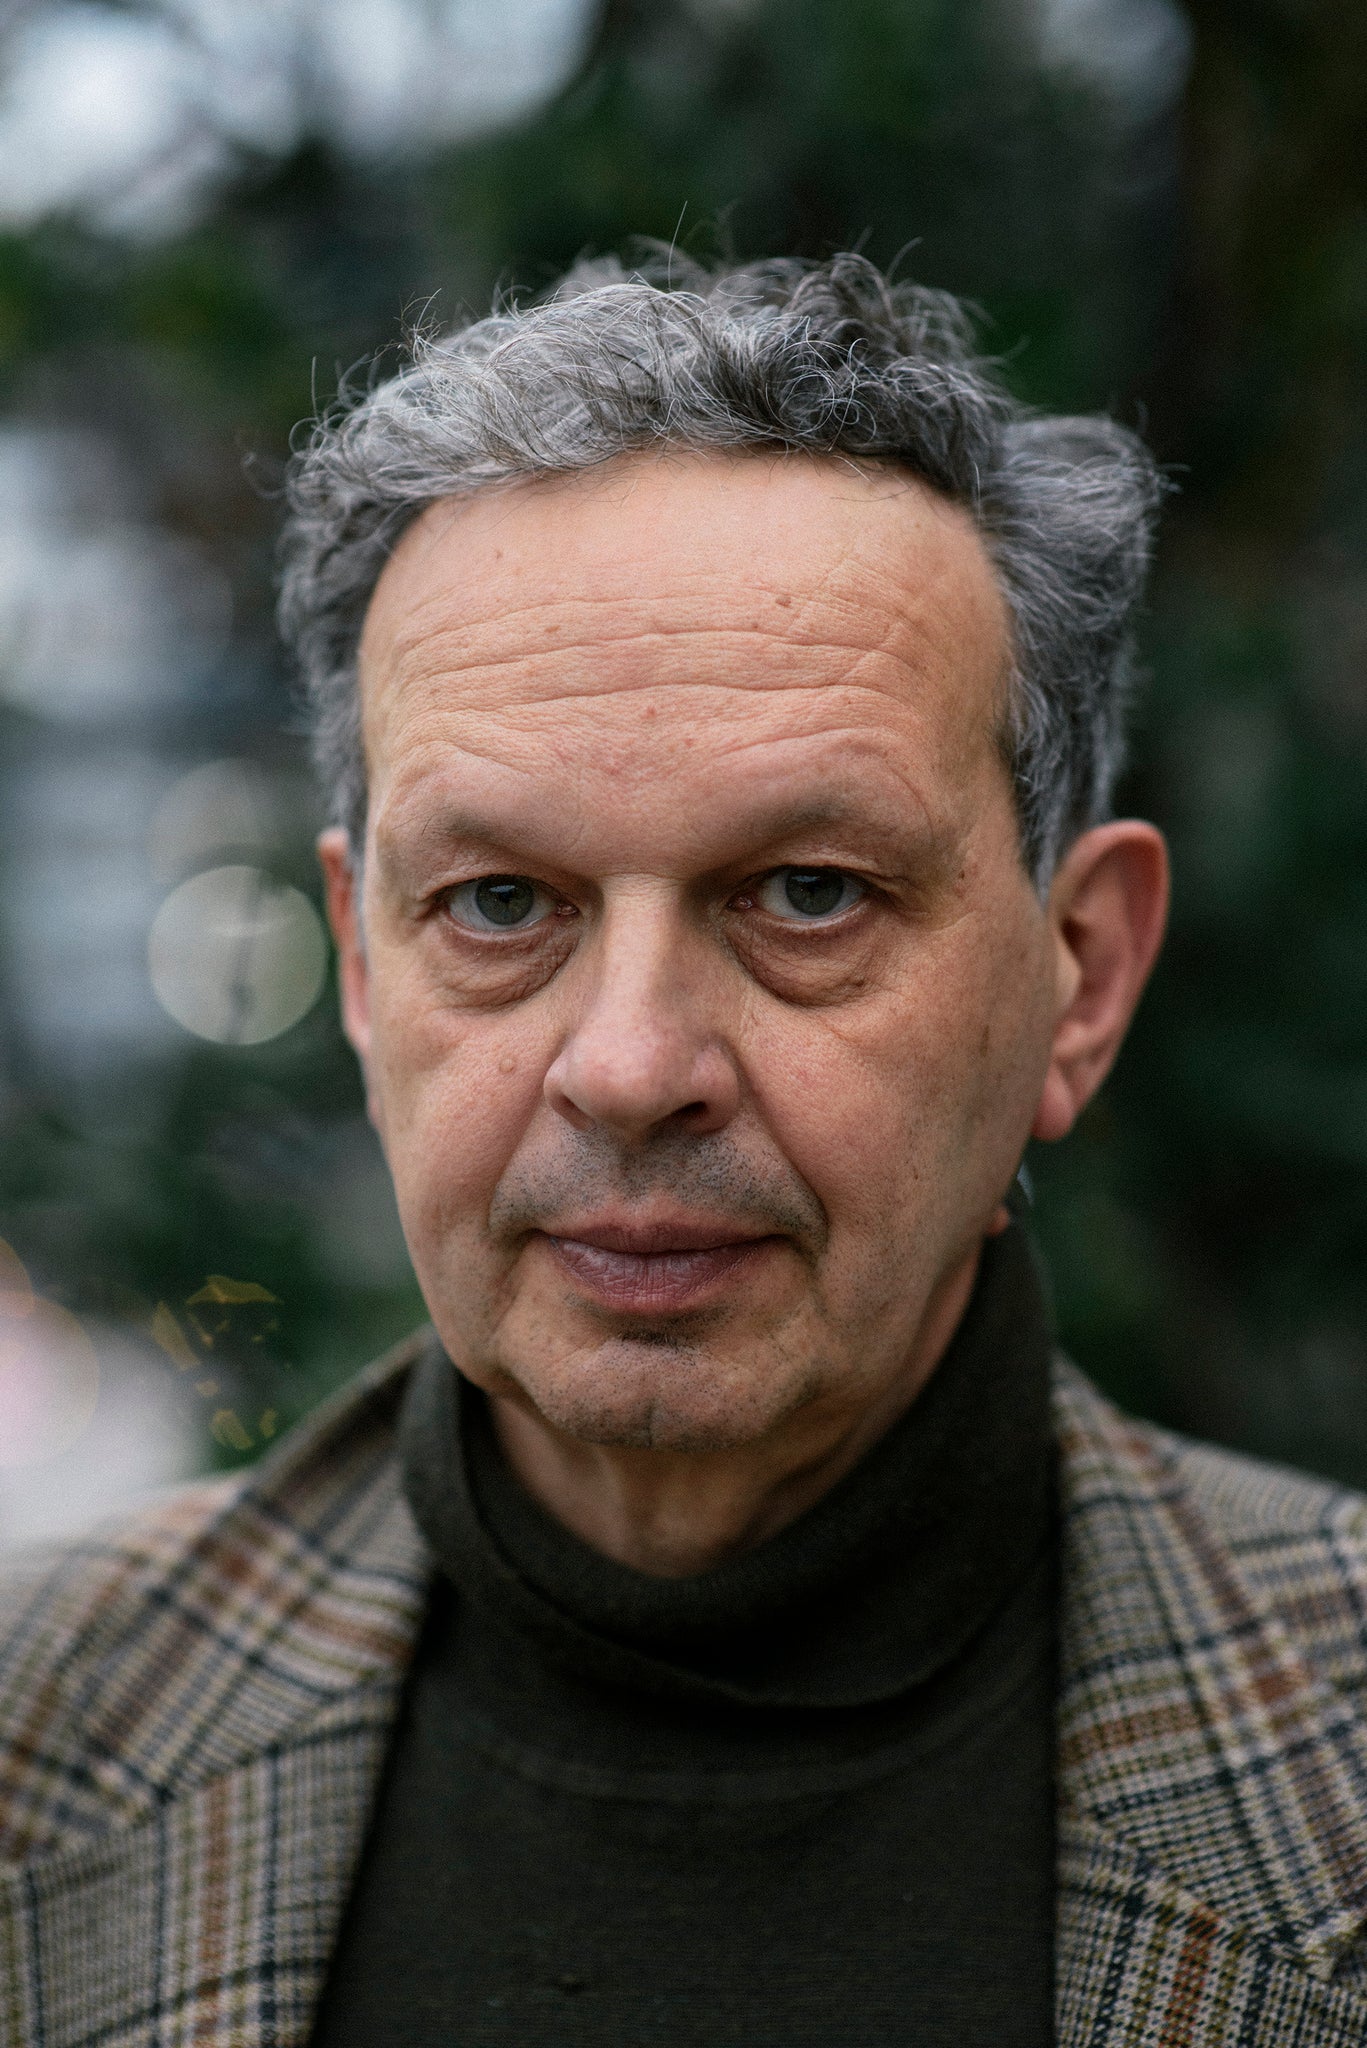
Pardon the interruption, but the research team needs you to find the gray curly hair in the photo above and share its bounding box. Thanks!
[279,250,1164,886]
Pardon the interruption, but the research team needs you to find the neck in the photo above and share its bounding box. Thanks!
[487,1243,984,1577]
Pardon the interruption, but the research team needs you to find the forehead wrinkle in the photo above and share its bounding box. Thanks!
[376,686,961,795]
[363,558,1006,771]
[371,568,879,639]
[362,551,974,689]
[363,449,1002,667]
[367,635,992,765]
[366,524,1001,677]
[698,726,965,850]
[372,684,984,840]
[368,612,924,713]
[374,718,960,881]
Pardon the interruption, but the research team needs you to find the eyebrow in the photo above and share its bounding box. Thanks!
[720,795,964,880]
[377,786,959,887]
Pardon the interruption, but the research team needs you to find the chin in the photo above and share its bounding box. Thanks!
[501,1334,821,1455]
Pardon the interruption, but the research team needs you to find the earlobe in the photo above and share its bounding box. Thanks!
[1031,820,1169,1144]
[317,827,372,1071]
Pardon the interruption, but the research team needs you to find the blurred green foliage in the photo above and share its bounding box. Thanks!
[2,0,1367,1482]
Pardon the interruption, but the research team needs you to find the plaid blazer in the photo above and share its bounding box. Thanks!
[4,1342,1367,2046]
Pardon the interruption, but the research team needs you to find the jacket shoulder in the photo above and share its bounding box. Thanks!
[1055,1358,1367,1706]
[0,1470,245,1719]
[0,1331,432,1867]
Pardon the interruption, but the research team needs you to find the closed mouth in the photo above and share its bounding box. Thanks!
[537,1221,781,1314]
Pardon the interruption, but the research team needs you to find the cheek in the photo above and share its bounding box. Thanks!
[748,929,1050,1238]
[737,1010,935,1267]
[366,961,545,1243]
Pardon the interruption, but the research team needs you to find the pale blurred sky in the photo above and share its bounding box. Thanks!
[0,0,602,237]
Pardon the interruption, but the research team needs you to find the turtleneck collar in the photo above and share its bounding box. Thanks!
[400,1222,1055,1716]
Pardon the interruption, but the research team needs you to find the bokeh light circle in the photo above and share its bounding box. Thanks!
[0,1301,100,1468]
[148,758,278,881]
[148,864,328,1045]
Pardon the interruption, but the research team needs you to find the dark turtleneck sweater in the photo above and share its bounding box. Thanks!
[311,1224,1058,2046]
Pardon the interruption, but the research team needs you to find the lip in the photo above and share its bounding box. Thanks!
[534,1214,781,1315]
[540,1212,772,1256]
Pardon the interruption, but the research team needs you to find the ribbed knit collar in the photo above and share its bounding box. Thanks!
[401,1223,1055,1714]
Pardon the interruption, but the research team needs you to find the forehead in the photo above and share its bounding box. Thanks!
[357,450,1012,863]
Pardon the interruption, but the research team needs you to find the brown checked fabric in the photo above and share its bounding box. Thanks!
[1055,1392,1367,2039]
[0,1340,433,2048]
[4,1332,1367,2044]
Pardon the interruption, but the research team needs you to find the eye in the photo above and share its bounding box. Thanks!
[444,874,560,931]
[754,867,866,921]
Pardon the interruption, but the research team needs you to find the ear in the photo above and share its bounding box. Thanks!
[1031,820,1169,1144]
[318,827,373,1076]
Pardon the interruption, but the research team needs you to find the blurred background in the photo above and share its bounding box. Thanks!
[2,0,1366,1544]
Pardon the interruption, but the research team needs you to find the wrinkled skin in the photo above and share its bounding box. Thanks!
[322,452,1167,1574]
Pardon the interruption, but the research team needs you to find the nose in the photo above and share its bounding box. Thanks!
[544,893,740,1142]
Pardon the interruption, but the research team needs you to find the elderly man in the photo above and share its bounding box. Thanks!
[3,254,1367,2048]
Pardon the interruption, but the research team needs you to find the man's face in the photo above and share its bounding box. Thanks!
[334,452,1064,1457]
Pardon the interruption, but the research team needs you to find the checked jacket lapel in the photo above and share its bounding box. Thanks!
[1,1689,404,2048]
[1053,1364,1367,2045]
[0,1342,431,2048]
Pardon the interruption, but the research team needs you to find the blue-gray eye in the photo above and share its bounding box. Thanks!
[446,875,555,931]
[757,868,865,920]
